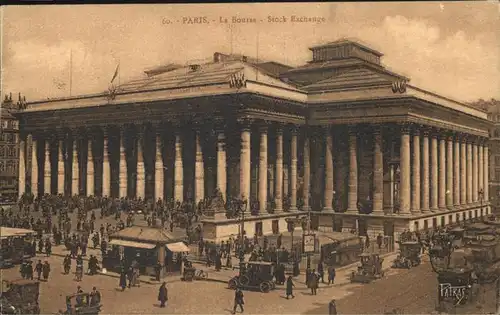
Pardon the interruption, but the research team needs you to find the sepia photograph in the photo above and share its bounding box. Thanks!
[0,2,499,314]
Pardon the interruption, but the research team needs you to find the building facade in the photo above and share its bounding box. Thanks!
[480,99,500,213]
[0,93,27,201]
[16,40,491,241]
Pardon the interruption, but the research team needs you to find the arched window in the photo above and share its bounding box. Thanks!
[0,161,5,172]
[0,146,4,156]
[496,129,500,138]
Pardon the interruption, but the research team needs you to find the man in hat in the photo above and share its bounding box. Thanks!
[158,282,168,308]
[232,286,244,314]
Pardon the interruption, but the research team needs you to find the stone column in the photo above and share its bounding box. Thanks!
[283,165,289,199]
[102,130,111,197]
[119,127,127,198]
[136,128,145,199]
[438,135,446,210]
[446,135,453,208]
[18,134,26,198]
[216,130,227,201]
[479,139,484,196]
[324,126,334,211]
[44,139,51,194]
[453,137,460,206]
[57,138,65,195]
[154,128,164,201]
[31,136,38,197]
[303,131,311,211]
[290,127,298,211]
[421,131,430,212]
[71,135,79,196]
[472,141,478,202]
[174,131,184,202]
[410,129,421,213]
[194,130,204,202]
[258,124,268,213]
[466,141,473,204]
[399,125,411,215]
[347,127,358,213]
[430,133,439,211]
[460,136,467,205]
[373,127,384,214]
[484,144,489,201]
[87,136,94,196]
[240,120,252,202]
[275,125,284,211]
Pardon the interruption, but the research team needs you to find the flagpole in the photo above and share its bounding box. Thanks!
[69,49,73,97]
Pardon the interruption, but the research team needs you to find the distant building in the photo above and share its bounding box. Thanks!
[475,99,500,213]
[1,93,27,201]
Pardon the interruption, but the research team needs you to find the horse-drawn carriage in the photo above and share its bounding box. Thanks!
[228,261,276,293]
[392,241,422,269]
[0,279,40,315]
[350,253,385,283]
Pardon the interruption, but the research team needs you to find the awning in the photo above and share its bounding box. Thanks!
[166,242,190,253]
[0,227,36,237]
[109,239,156,249]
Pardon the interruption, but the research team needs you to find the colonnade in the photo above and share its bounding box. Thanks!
[18,122,490,217]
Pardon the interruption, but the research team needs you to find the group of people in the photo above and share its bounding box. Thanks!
[19,260,51,281]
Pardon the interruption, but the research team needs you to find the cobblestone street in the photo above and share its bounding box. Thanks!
[3,243,496,314]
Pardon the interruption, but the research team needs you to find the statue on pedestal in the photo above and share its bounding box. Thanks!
[207,189,225,217]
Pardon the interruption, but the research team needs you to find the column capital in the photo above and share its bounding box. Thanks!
[479,136,488,145]
[257,120,270,133]
[274,122,284,135]
[237,117,253,131]
[399,123,411,135]
[191,120,204,131]
[411,128,421,137]
[289,124,300,135]
[347,124,358,135]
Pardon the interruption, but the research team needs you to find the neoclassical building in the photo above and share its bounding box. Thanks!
[16,39,491,241]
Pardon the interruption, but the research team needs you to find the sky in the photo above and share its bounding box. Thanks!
[1,2,499,103]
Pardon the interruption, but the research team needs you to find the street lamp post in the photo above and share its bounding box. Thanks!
[237,199,248,274]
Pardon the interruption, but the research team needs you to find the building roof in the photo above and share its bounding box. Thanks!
[309,38,384,57]
[302,67,399,91]
[109,226,177,244]
[116,59,301,94]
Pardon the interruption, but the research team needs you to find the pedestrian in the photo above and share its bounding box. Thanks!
[19,261,26,279]
[286,276,295,299]
[90,287,101,306]
[232,286,244,314]
[328,266,336,285]
[26,261,34,280]
[158,282,168,308]
[35,260,43,280]
[63,255,71,274]
[317,261,325,283]
[154,261,162,281]
[42,261,51,281]
[45,238,52,257]
[308,269,318,295]
[377,234,383,250]
[119,269,127,291]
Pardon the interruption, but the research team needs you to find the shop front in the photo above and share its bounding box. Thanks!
[106,226,189,278]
